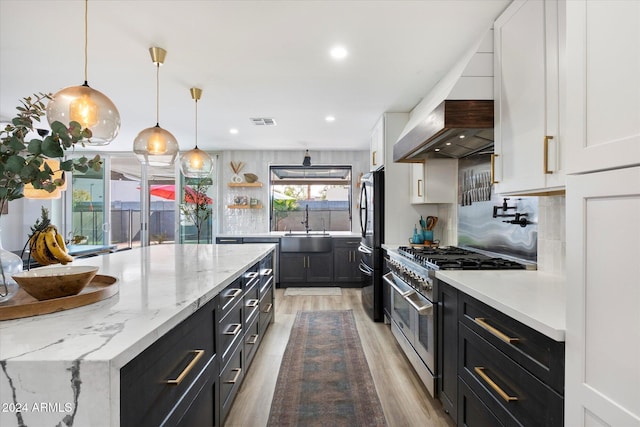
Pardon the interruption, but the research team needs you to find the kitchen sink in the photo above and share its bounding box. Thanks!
[280,235,332,252]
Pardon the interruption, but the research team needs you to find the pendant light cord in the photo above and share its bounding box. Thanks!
[83,0,88,85]
[155,63,160,126]
[194,98,199,149]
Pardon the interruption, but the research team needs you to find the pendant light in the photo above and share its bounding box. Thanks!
[302,149,311,166]
[46,0,120,145]
[133,47,179,167]
[180,88,214,178]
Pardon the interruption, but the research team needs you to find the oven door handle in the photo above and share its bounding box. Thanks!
[359,262,373,276]
[357,244,372,255]
[406,292,433,315]
[383,272,415,297]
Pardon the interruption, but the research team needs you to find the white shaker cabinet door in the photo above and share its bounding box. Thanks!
[565,166,640,427]
[565,0,640,173]
[493,0,564,195]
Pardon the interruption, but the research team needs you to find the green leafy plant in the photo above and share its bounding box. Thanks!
[0,93,102,213]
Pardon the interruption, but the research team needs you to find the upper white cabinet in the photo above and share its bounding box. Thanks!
[370,116,385,171]
[410,159,458,204]
[564,0,640,174]
[493,0,565,195]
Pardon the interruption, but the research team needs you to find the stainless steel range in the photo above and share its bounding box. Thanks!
[384,246,526,398]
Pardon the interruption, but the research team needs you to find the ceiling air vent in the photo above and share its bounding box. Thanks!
[250,117,277,126]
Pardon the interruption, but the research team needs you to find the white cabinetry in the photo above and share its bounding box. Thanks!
[565,2,640,426]
[493,0,564,195]
[410,159,458,204]
[564,0,640,174]
[370,116,385,171]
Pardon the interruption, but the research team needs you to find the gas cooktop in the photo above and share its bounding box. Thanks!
[396,246,526,270]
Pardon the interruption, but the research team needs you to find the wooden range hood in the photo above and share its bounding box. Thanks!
[393,99,494,162]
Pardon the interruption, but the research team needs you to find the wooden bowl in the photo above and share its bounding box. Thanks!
[12,266,99,301]
[244,173,258,183]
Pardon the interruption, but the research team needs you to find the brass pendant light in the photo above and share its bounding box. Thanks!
[46,0,120,145]
[180,88,214,178]
[133,47,179,166]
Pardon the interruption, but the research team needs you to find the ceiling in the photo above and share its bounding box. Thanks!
[0,0,511,155]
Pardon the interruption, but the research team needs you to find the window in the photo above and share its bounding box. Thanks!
[269,165,352,232]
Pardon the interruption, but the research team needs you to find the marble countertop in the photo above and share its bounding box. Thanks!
[217,231,362,238]
[435,270,566,341]
[0,243,275,365]
[0,243,275,426]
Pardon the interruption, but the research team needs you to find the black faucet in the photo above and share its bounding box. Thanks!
[301,205,311,233]
[493,198,517,218]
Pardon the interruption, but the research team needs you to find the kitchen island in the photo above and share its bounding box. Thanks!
[0,243,275,427]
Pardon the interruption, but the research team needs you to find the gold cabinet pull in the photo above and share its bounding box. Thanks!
[417,179,423,197]
[246,334,259,345]
[474,367,518,402]
[246,299,259,308]
[490,154,499,184]
[543,135,554,174]
[372,150,377,166]
[474,317,519,343]
[263,303,273,314]
[224,323,242,336]
[225,368,242,384]
[166,350,204,385]
[226,288,242,299]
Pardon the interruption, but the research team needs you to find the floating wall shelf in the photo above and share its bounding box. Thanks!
[227,204,263,209]
[227,182,263,188]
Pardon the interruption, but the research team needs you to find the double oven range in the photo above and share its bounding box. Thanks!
[384,246,526,398]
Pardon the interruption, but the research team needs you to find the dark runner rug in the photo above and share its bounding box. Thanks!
[267,310,387,427]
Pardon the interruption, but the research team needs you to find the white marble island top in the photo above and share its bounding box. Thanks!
[0,243,275,427]
[435,270,566,341]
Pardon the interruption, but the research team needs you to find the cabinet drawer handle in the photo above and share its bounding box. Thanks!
[218,239,239,243]
[372,150,377,166]
[226,289,242,299]
[474,367,518,402]
[225,368,242,384]
[246,299,259,308]
[166,350,205,385]
[260,268,273,276]
[417,179,423,197]
[263,303,273,314]
[246,334,259,345]
[490,154,499,184]
[543,135,554,174]
[245,272,259,279]
[224,323,242,336]
[474,317,519,344]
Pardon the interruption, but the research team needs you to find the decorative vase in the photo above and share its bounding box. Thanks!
[0,229,23,303]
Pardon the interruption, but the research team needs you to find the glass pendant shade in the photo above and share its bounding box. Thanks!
[180,147,214,178]
[134,125,179,167]
[47,83,121,145]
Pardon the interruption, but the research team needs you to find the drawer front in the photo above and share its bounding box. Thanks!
[220,344,244,425]
[220,277,243,318]
[244,282,260,325]
[459,323,564,427]
[244,269,260,292]
[244,316,260,369]
[121,298,216,427]
[219,298,243,366]
[259,285,274,334]
[459,292,565,394]
[458,377,506,427]
[259,274,274,298]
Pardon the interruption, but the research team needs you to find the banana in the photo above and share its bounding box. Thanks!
[43,226,73,265]
[28,232,50,265]
[32,230,58,265]
[54,229,70,255]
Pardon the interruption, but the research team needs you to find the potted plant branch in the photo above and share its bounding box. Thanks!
[180,178,213,244]
[0,93,102,301]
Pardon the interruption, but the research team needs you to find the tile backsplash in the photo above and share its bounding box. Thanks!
[536,195,566,274]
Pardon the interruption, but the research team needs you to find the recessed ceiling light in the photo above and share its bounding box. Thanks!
[229,128,238,134]
[459,135,466,139]
[435,148,441,152]
[445,142,452,146]
[325,115,336,122]
[330,46,348,60]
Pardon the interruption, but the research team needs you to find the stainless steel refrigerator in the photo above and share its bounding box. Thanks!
[358,169,384,321]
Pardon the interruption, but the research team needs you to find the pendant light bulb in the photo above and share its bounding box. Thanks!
[134,47,179,166]
[180,88,214,178]
[46,0,120,145]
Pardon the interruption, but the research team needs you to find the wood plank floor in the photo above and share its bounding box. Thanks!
[224,288,455,427]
